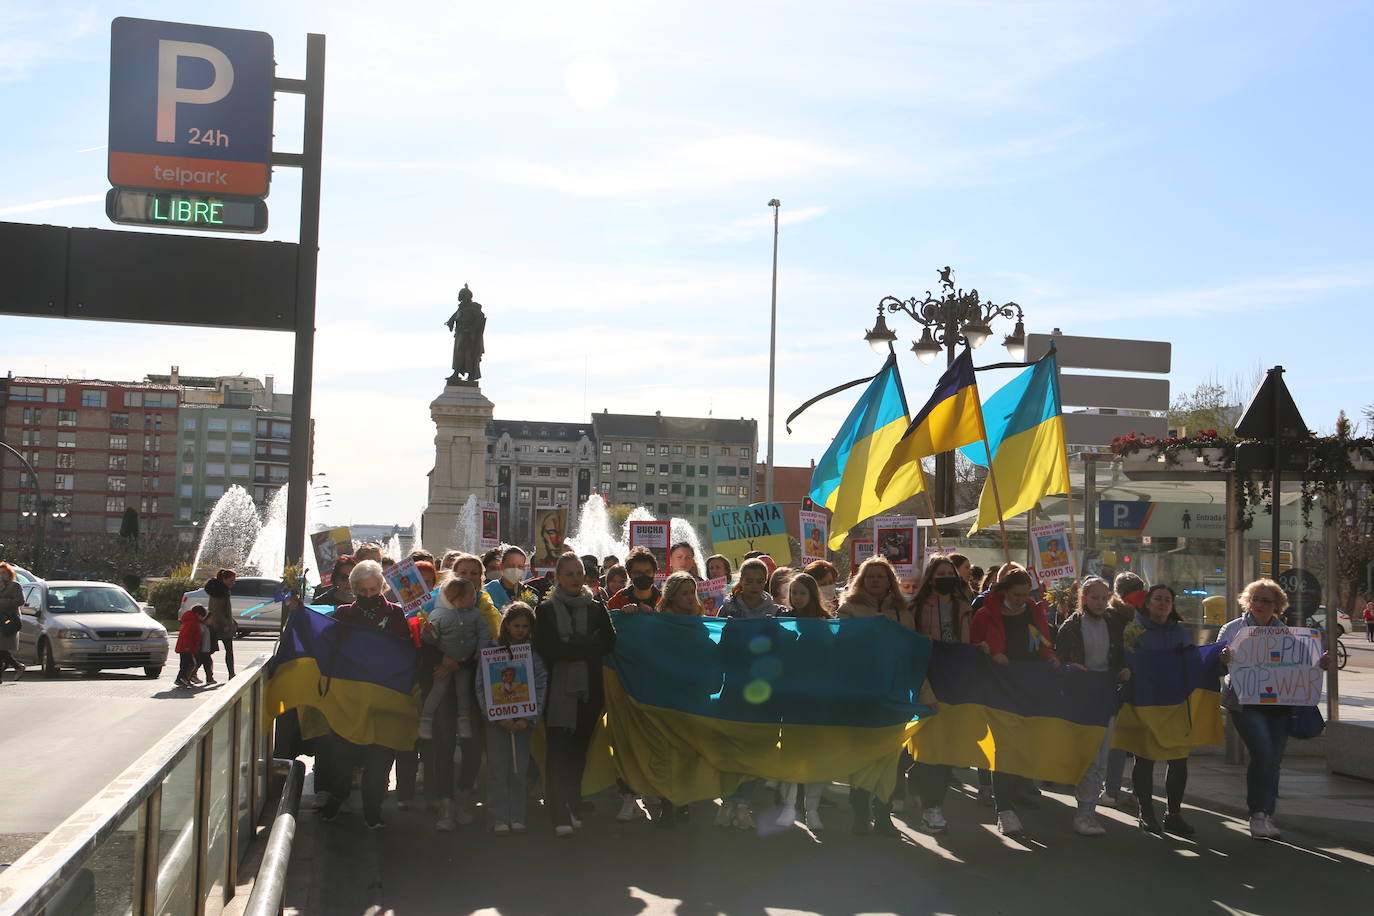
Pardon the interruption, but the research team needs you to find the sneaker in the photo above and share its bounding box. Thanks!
[873,815,899,837]
[365,817,386,830]
[617,795,645,822]
[1264,814,1281,839]
[511,822,526,833]
[435,799,455,832]
[921,807,948,833]
[173,677,189,688]
[569,810,583,830]
[714,803,734,828]
[977,785,994,808]
[493,823,510,834]
[1073,813,1106,837]
[1249,813,1278,839]
[804,810,825,832]
[1162,812,1196,837]
[776,805,797,827]
[456,792,475,826]
[554,824,575,838]
[204,677,218,685]
[997,810,1024,836]
[734,804,754,831]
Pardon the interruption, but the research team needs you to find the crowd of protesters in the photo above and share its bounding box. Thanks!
[298,536,1326,843]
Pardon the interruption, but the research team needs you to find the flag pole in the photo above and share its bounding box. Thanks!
[920,463,945,552]
[972,403,1013,566]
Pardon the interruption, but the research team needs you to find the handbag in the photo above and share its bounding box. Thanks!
[1,614,19,636]
[1288,704,1325,740]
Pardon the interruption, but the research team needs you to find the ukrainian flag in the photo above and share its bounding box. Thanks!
[907,642,1117,784]
[590,613,932,803]
[960,351,1070,534]
[263,607,420,751]
[1113,643,1226,759]
[809,354,919,549]
[875,348,983,502]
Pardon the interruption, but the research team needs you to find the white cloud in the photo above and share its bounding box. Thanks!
[0,193,103,217]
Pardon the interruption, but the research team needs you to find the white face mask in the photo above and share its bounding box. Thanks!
[502,567,524,585]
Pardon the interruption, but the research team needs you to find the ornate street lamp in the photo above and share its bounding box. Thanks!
[862,267,1027,513]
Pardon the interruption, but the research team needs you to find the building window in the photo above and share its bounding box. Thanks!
[738,486,749,497]
[46,387,64,402]
[181,463,193,476]
[20,430,38,446]
[686,446,696,457]
[56,431,76,448]
[179,507,192,521]
[109,454,128,470]
[556,467,570,477]
[9,385,44,401]
[109,475,127,491]
[56,452,75,468]
[720,447,732,456]
[54,473,73,490]
[622,443,632,452]
[106,496,124,513]
[537,467,551,477]
[22,450,38,467]
[141,496,159,515]
[143,476,160,490]
[556,489,570,503]
[671,463,682,475]
[616,481,636,492]
[685,465,695,478]
[740,447,751,459]
[601,443,612,454]
[658,503,669,515]
[232,420,252,433]
[716,485,735,496]
[81,389,108,407]
[144,392,176,408]
[205,484,224,499]
[671,483,681,494]
[646,445,657,456]
[616,462,638,473]
[231,440,250,454]
[148,414,162,431]
[656,464,667,476]
[207,439,227,453]
[517,488,531,502]
[110,434,128,450]
[600,462,612,475]
[124,392,142,407]
[699,465,709,476]
[183,417,197,430]
[229,462,250,478]
[110,412,129,429]
[519,465,534,475]
[144,435,161,451]
[143,455,161,472]
[717,466,736,476]
[57,409,77,426]
[208,418,228,432]
[180,483,192,497]
[686,484,695,497]
[206,462,226,477]
[671,445,683,455]
[644,483,655,495]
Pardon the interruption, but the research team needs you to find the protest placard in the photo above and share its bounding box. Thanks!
[478,499,500,552]
[799,510,829,564]
[479,643,540,720]
[697,576,728,616]
[310,526,353,584]
[850,538,874,570]
[1226,626,1325,706]
[629,520,671,572]
[1031,520,1076,582]
[383,557,433,616]
[531,506,567,569]
[873,515,919,578]
[709,503,791,569]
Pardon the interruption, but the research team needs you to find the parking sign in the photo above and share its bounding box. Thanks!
[109,18,274,197]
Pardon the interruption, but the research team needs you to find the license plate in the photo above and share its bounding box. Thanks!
[105,643,142,653]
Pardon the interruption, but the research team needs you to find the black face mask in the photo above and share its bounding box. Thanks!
[356,594,385,611]
[933,578,959,595]
[631,574,654,591]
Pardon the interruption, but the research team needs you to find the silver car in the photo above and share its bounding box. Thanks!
[15,580,170,678]
[177,576,285,636]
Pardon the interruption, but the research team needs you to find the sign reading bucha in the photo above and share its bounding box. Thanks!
[1227,626,1325,706]
[478,499,500,552]
[628,520,671,572]
[479,643,539,721]
[709,502,790,568]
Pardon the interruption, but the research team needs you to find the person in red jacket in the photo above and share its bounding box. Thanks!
[174,604,210,688]
[970,569,1059,836]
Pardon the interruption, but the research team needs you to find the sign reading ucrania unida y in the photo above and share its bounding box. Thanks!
[709,503,791,569]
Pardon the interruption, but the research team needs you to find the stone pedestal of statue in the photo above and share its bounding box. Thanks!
[422,384,494,549]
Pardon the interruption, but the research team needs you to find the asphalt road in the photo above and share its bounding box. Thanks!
[0,636,276,864]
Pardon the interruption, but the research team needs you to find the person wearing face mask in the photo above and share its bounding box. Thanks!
[533,553,616,837]
[719,558,782,619]
[970,569,1059,837]
[803,560,840,613]
[1217,579,1328,840]
[321,561,413,829]
[485,545,542,613]
[606,548,662,614]
[906,555,978,832]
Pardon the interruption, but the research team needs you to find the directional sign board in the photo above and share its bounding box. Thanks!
[109,18,274,197]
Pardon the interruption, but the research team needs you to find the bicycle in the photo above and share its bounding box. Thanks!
[1335,636,1348,671]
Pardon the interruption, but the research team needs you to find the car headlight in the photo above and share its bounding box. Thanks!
[56,629,91,639]
[148,628,167,638]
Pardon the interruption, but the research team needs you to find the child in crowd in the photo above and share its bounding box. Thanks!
[476,603,546,834]
[1056,577,1130,836]
[423,575,485,831]
[174,604,209,688]
[776,573,833,831]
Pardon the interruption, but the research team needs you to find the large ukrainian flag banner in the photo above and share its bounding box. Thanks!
[875,348,984,503]
[809,354,919,549]
[960,351,1070,534]
[263,608,420,751]
[1113,644,1226,759]
[907,642,1117,784]
[589,613,932,803]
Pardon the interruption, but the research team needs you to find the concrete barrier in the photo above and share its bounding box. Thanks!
[1326,721,1374,781]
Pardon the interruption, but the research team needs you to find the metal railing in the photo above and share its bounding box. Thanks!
[0,654,276,916]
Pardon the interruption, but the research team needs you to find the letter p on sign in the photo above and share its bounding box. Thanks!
[156,40,234,142]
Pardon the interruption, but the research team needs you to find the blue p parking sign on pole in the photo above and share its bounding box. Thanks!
[108,17,274,197]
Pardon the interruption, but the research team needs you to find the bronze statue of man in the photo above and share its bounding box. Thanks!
[445,284,486,386]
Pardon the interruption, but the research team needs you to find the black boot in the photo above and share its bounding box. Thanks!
[1137,797,1163,835]
[1163,811,1196,836]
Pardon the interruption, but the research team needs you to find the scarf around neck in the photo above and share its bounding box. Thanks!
[546,586,592,729]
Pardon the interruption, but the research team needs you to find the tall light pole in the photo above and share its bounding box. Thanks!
[863,267,1026,515]
[766,199,781,504]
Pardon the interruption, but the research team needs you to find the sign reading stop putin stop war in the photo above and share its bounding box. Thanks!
[109,18,274,197]
[1227,626,1325,706]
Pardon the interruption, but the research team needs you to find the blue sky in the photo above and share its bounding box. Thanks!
[3,0,1372,524]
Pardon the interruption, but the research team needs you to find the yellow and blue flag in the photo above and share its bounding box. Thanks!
[960,351,1070,534]
[907,642,1117,784]
[808,354,919,549]
[875,348,983,501]
[1113,643,1226,759]
[263,608,420,751]
[589,613,933,803]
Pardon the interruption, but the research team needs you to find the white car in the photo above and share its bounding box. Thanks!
[15,580,169,678]
[178,576,286,637]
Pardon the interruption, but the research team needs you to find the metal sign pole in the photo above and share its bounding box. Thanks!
[280,34,325,593]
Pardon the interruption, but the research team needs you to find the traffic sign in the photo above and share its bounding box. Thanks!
[109,17,274,197]
[105,188,268,233]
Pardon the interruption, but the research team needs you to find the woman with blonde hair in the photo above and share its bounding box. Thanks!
[1217,578,1328,839]
[837,556,914,630]
[657,571,705,615]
